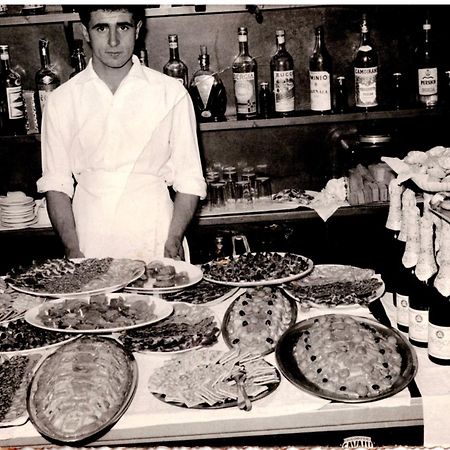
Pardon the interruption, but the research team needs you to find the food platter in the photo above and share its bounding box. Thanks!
[282,264,385,310]
[202,252,314,287]
[160,280,241,306]
[148,348,281,409]
[118,302,220,353]
[27,335,138,445]
[222,286,297,355]
[0,318,78,354]
[125,258,203,294]
[24,293,174,334]
[276,314,418,403]
[6,258,146,298]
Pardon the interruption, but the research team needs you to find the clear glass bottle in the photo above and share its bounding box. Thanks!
[354,14,378,110]
[0,45,26,136]
[270,29,295,116]
[428,288,450,366]
[416,19,438,107]
[35,38,60,118]
[309,26,332,113]
[232,27,257,120]
[189,45,227,122]
[69,39,87,79]
[163,34,188,88]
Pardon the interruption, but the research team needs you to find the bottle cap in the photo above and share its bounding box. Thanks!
[238,27,247,34]
[168,34,178,42]
[260,81,269,88]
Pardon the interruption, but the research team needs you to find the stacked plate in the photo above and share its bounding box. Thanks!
[0,193,37,229]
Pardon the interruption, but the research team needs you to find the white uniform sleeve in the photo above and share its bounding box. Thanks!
[36,91,75,198]
[168,89,207,200]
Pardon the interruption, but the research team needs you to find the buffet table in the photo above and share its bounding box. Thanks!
[1,290,445,448]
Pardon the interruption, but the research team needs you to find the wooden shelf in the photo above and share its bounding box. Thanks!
[0,5,301,27]
[199,107,450,132]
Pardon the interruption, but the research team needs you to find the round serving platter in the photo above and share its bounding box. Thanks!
[202,252,314,287]
[24,294,174,334]
[275,314,418,403]
[124,258,203,294]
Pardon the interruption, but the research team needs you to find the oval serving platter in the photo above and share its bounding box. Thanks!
[27,335,138,445]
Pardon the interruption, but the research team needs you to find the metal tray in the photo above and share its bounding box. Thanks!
[27,335,138,445]
[222,287,298,356]
[275,314,418,403]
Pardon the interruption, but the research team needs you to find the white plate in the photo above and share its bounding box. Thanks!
[24,293,174,334]
[8,259,145,298]
[1,217,38,229]
[202,252,314,287]
[124,258,203,294]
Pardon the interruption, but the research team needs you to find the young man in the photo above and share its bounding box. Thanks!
[37,5,206,261]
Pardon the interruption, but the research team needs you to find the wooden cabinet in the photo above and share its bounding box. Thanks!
[1,4,450,274]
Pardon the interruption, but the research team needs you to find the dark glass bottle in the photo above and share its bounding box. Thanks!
[408,278,430,348]
[258,81,273,119]
[189,45,227,122]
[354,14,378,110]
[0,45,26,136]
[232,27,257,120]
[395,264,412,333]
[270,29,295,116]
[138,48,149,67]
[443,70,450,106]
[334,76,348,113]
[35,38,60,119]
[69,39,87,79]
[391,72,406,110]
[415,19,438,107]
[309,26,332,113]
[428,288,450,365]
[163,34,188,88]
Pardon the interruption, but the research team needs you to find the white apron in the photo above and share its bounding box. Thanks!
[72,169,186,262]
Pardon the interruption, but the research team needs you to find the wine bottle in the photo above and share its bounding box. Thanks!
[334,76,348,113]
[416,19,438,107]
[35,38,60,118]
[408,277,430,348]
[189,45,227,122]
[258,82,273,119]
[309,26,332,113]
[232,27,257,120]
[395,264,412,333]
[163,34,188,88]
[428,287,450,365]
[270,29,295,116]
[69,39,87,79]
[0,45,26,136]
[354,14,378,110]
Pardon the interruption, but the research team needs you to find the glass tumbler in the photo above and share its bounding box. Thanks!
[235,180,253,205]
[209,182,226,209]
[256,176,272,201]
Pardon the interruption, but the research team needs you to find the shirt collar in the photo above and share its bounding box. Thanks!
[75,54,146,84]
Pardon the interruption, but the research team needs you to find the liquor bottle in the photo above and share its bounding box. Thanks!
[258,82,273,119]
[35,38,60,118]
[428,287,450,365]
[69,39,87,79]
[270,29,295,116]
[189,45,227,122]
[354,14,378,110]
[138,48,149,67]
[232,27,257,120]
[395,264,412,333]
[309,26,332,113]
[415,19,438,107]
[391,72,406,110]
[163,34,188,88]
[0,45,26,136]
[408,277,430,348]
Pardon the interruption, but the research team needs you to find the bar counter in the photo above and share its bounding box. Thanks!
[1,291,447,448]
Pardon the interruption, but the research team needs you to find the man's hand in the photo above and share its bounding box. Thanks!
[164,235,184,260]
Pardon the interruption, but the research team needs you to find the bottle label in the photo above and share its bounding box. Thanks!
[418,67,438,96]
[354,66,378,107]
[309,70,331,111]
[6,86,24,119]
[273,70,294,112]
[408,307,429,343]
[429,323,450,360]
[194,74,214,110]
[396,293,409,328]
[233,72,256,115]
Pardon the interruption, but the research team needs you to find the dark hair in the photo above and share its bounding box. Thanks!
[77,5,145,28]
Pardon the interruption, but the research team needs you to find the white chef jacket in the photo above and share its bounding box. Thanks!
[37,55,206,261]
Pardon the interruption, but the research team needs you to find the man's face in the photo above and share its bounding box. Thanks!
[82,9,142,70]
